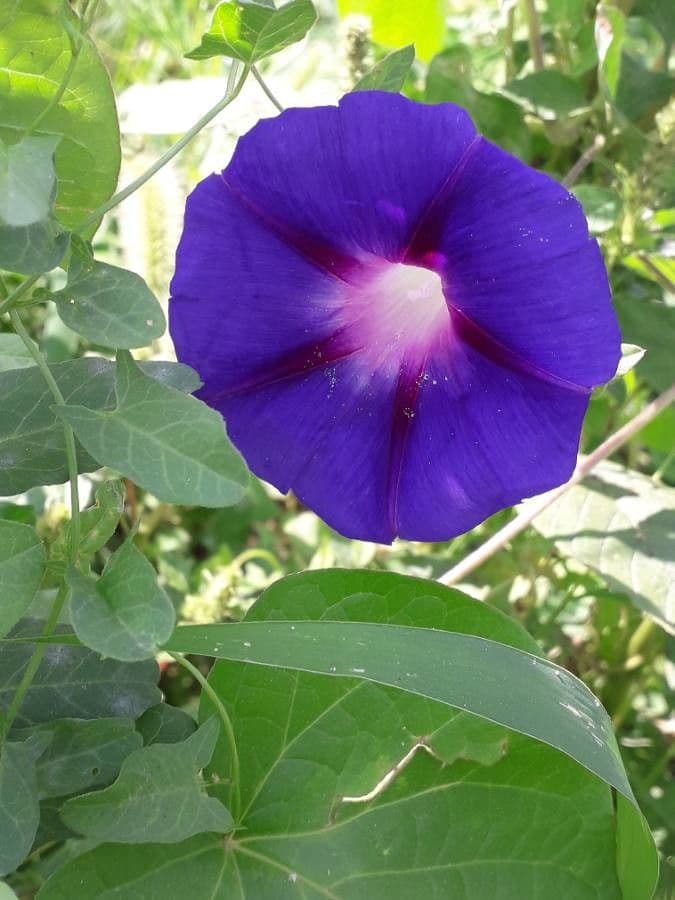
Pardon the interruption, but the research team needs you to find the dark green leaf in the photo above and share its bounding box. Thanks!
[502,71,589,120]
[614,295,675,392]
[186,0,317,63]
[0,358,201,496]
[136,704,198,746]
[572,184,623,234]
[0,0,120,232]
[51,480,125,567]
[337,0,445,62]
[632,0,675,46]
[528,460,675,633]
[0,334,37,373]
[0,621,160,730]
[0,738,45,876]
[55,351,249,508]
[14,718,142,799]
[0,521,46,638]
[53,260,166,350]
[614,52,674,121]
[61,718,233,844]
[67,540,175,662]
[353,45,415,93]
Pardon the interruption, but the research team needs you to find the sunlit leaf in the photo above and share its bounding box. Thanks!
[337,0,445,62]
[56,351,249,508]
[353,44,415,93]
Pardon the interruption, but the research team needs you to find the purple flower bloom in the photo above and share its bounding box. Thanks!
[169,91,620,543]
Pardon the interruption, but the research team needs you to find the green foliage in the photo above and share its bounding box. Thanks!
[61,718,232,844]
[0,334,37,373]
[56,352,249,508]
[0,522,46,637]
[337,0,446,62]
[353,44,415,93]
[0,738,46,876]
[186,0,317,63]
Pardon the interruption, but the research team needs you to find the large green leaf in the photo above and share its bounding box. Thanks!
[0,358,201,496]
[186,0,317,63]
[13,717,142,799]
[56,351,249,508]
[66,539,175,662]
[52,259,166,350]
[337,0,445,62]
[0,621,160,730]
[0,521,46,638]
[614,295,675,392]
[0,0,120,231]
[61,718,233,844]
[502,70,589,120]
[44,571,656,898]
[0,135,69,275]
[0,737,46,876]
[528,460,674,633]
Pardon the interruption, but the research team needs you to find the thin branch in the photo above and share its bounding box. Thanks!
[521,0,545,71]
[169,652,241,821]
[437,383,675,587]
[562,134,606,188]
[252,65,284,112]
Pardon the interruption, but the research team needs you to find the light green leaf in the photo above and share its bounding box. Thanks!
[615,295,674,392]
[0,334,37,373]
[502,71,589,120]
[338,0,445,62]
[51,480,125,567]
[136,704,197,746]
[0,136,69,275]
[528,460,674,633]
[186,0,317,63]
[353,44,415,93]
[0,739,45,876]
[66,540,175,662]
[0,621,160,730]
[61,718,233,844]
[572,184,623,234]
[0,882,19,899]
[55,351,249,508]
[0,358,201,496]
[0,521,46,638]
[623,252,675,289]
[53,259,166,350]
[13,718,142,799]
[0,0,120,232]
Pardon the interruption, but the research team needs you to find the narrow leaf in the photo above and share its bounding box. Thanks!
[353,44,415,93]
[55,351,249,508]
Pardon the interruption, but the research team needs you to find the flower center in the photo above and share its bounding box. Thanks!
[349,263,450,365]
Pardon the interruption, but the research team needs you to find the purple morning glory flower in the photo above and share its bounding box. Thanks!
[169,91,620,544]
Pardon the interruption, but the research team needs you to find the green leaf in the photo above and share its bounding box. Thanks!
[615,342,646,377]
[502,71,589,120]
[53,258,166,350]
[614,295,675,392]
[61,718,233,844]
[186,0,317,63]
[0,738,45,876]
[0,358,201,496]
[0,521,46,638]
[55,351,249,508]
[13,718,142,799]
[0,0,120,232]
[353,44,415,93]
[572,184,623,234]
[66,540,175,662]
[0,621,160,730]
[623,252,675,289]
[337,0,445,62]
[0,135,69,275]
[51,480,125,567]
[0,333,37,373]
[528,460,675,633]
[136,704,197,746]
[0,882,19,900]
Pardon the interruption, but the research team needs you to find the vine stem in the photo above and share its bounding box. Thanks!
[437,383,675,587]
[169,652,241,821]
[521,0,545,71]
[562,134,606,187]
[252,65,285,112]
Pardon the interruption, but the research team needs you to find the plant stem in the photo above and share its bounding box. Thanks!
[76,64,250,234]
[169,652,241,821]
[252,65,284,112]
[562,134,606,187]
[1,585,69,740]
[438,382,675,586]
[9,310,81,559]
[521,0,545,71]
